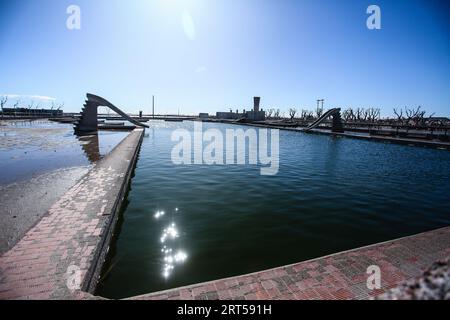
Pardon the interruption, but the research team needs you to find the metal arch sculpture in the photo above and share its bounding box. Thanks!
[304,108,344,133]
[74,93,149,133]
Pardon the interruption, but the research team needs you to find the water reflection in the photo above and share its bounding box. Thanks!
[160,223,179,243]
[154,210,165,219]
[154,209,188,280]
[76,134,100,163]
[163,249,188,279]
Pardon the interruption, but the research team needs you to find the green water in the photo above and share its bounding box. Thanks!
[97,121,450,299]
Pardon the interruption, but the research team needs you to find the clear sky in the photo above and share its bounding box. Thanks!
[0,0,449,116]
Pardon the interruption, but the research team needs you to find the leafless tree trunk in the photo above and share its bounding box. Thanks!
[1,96,8,119]
[393,108,404,125]
[289,108,297,121]
[355,108,364,121]
[274,109,281,119]
[342,108,353,122]
[1,96,7,109]
[366,108,380,122]
[316,106,323,119]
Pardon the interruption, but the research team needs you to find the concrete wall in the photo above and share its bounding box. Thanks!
[246,110,266,121]
[216,112,242,120]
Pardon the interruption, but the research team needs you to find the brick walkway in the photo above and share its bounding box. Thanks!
[128,227,450,300]
[0,129,144,300]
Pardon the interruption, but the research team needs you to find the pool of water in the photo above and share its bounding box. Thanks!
[0,120,129,185]
[97,121,450,299]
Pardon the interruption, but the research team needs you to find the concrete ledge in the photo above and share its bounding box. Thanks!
[0,128,144,300]
[305,129,450,150]
[234,122,450,150]
[127,226,450,300]
[84,129,144,293]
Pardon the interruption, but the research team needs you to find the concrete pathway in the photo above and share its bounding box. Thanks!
[128,227,450,300]
[0,129,144,300]
[0,166,90,255]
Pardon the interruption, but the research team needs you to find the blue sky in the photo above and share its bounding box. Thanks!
[0,0,449,116]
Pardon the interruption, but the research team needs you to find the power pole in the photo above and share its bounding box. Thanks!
[152,95,155,118]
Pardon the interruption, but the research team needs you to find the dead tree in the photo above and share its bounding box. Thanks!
[316,108,323,119]
[266,109,274,119]
[1,96,7,111]
[405,106,420,125]
[342,108,355,122]
[300,109,313,121]
[274,109,281,119]
[1,96,7,119]
[427,113,440,127]
[393,108,404,125]
[289,108,297,121]
[366,108,381,122]
[404,106,431,127]
[26,101,35,116]
[355,108,364,121]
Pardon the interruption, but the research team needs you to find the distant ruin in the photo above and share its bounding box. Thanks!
[216,97,266,121]
[75,94,149,133]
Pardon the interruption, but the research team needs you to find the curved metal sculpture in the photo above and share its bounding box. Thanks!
[305,108,344,133]
[74,93,149,133]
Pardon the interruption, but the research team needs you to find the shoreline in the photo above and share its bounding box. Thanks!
[0,166,90,255]
[211,119,450,151]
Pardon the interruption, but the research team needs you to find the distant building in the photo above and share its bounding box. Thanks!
[199,113,209,119]
[429,117,449,122]
[254,97,261,112]
[216,97,266,121]
[216,111,242,120]
[246,97,265,121]
[1,108,63,117]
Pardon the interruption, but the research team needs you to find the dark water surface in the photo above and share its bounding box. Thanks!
[97,121,450,299]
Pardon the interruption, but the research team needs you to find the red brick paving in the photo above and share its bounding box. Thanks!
[128,227,450,300]
[0,129,144,300]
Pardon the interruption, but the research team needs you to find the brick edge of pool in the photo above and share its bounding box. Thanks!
[126,226,450,300]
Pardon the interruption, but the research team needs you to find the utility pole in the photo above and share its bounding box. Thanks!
[152,95,155,118]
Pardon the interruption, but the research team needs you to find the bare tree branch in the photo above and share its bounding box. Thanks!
[289,108,297,121]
